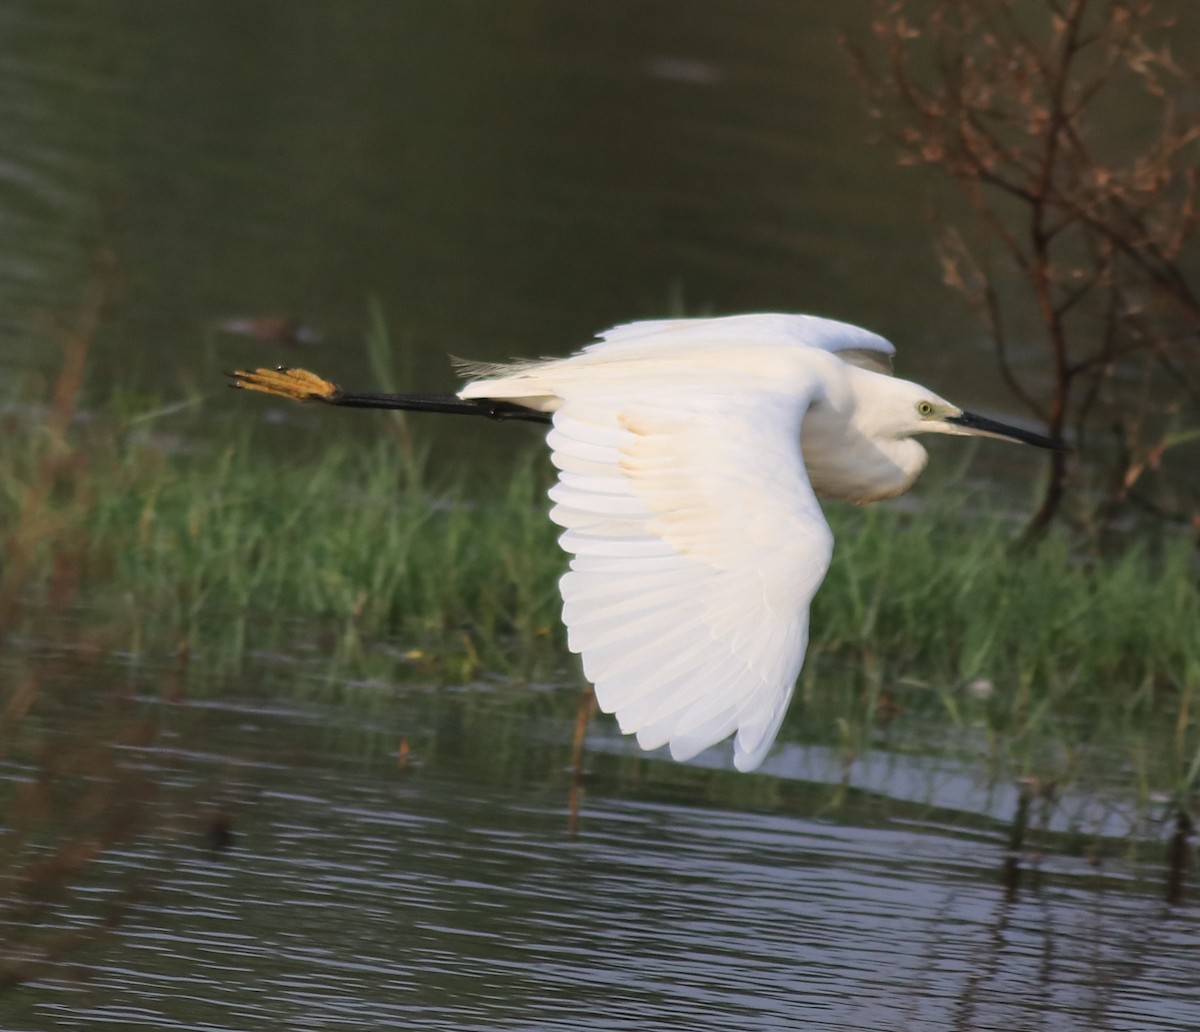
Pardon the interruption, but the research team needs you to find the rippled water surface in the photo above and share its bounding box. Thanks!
[3,4,1198,1030]
[4,658,1196,1032]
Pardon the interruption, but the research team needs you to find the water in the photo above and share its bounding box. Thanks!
[2,0,998,414]
[4,5,1198,1029]
[3,657,1197,1032]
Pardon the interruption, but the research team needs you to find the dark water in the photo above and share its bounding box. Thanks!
[4,5,1199,1030]
[3,656,1197,1032]
[2,0,1003,415]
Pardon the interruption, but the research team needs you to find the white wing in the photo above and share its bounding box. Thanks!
[547,380,833,772]
[588,313,894,368]
[457,313,894,409]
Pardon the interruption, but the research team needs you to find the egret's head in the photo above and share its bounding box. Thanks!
[867,376,1060,450]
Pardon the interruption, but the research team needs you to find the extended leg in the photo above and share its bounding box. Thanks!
[227,366,551,424]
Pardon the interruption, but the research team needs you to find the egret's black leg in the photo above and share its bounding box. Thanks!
[226,367,552,424]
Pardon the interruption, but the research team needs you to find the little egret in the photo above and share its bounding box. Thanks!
[230,313,1059,771]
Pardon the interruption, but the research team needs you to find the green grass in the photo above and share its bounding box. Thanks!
[814,497,1199,722]
[1,413,566,681]
[2,388,1198,810]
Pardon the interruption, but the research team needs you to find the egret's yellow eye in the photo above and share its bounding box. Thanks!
[917,400,935,417]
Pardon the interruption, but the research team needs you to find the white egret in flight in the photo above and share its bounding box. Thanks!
[230,313,1059,772]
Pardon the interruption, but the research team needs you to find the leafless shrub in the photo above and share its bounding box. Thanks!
[848,0,1200,536]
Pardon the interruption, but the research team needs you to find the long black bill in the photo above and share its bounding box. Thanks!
[946,410,1065,450]
[226,366,552,425]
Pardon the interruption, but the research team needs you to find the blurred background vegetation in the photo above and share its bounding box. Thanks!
[1,0,1198,996]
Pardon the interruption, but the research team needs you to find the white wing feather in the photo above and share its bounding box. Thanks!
[455,313,885,770]
[456,313,894,405]
[546,383,833,771]
[588,313,894,366]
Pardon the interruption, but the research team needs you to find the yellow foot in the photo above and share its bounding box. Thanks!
[227,366,341,402]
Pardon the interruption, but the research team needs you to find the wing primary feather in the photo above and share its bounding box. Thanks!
[616,650,750,732]
[559,565,708,604]
[557,531,678,558]
[571,610,705,676]
[544,362,833,771]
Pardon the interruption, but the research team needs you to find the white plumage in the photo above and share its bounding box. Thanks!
[223,313,1055,771]
[454,313,1056,771]
[232,313,1056,770]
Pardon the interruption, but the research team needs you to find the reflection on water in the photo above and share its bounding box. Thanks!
[2,0,992,418]
[3,4,1198,1028]
[3,659,1196,1032]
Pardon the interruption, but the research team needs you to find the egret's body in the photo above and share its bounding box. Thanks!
[232,313,1058,772]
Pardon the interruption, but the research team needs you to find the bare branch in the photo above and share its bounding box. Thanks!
[850,0,1200,533]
